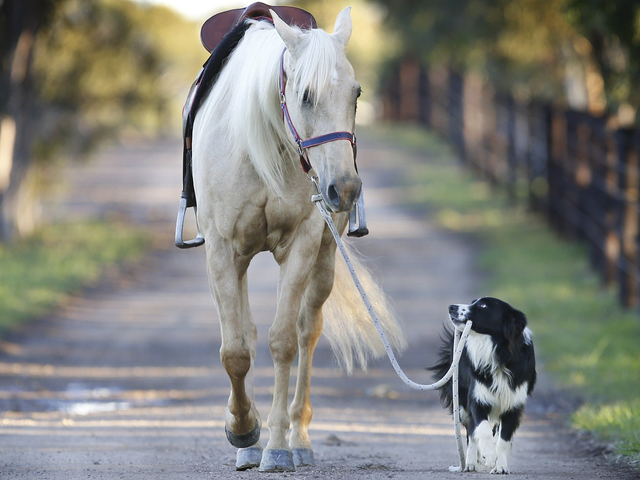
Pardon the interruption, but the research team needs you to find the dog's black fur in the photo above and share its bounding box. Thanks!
[428,297,536,474]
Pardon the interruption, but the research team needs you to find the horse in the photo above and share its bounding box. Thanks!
[191,7,406,472]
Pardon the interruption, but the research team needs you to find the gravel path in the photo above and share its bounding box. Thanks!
[0,135,636,479]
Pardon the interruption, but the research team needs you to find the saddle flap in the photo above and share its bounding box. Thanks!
[200,2,317,52]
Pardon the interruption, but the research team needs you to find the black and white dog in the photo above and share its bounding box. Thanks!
[429,297,536,474]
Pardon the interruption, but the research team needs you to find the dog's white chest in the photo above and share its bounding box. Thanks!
[466,335,529,415]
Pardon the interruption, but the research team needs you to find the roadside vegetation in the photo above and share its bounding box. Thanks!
[366,124,640,465]
[0,221,146,332]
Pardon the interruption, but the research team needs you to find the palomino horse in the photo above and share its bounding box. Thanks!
[192,7,406,472]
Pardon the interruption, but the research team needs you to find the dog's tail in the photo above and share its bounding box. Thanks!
[426,327,455,414]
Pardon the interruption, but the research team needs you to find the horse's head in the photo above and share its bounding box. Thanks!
[273,7,361,213]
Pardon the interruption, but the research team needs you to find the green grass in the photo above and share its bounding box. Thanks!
[0,221,147,331]
[364,124,640,464]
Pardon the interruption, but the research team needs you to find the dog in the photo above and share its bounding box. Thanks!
[429,297,536,474]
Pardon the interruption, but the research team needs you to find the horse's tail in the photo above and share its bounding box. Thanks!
[322,240,407,374]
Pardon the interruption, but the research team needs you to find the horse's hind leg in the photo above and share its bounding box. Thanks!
[288,234,338,467]
[205,240,262,467]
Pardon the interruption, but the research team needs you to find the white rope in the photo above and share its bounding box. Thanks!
[312,195,469,471]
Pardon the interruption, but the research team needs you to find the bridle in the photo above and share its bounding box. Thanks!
[278,48,357,174]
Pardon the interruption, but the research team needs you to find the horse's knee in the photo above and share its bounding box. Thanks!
[268,330,297,365]
[220,346,251,379]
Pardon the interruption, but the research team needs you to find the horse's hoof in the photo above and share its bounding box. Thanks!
[292,448,315,467]
[258,449,296,472]
[236,445,262,470]
[225,420,260,449]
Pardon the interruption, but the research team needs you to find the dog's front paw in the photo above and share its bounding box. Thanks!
[463,463,476,472]
[481,451,497,469]
[448,465,463,472]
[490,463,509,474]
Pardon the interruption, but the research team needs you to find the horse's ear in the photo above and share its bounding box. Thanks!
[271,9,302,52]
[332,6,352,49]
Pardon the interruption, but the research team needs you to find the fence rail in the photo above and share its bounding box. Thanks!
[382,60,640,309]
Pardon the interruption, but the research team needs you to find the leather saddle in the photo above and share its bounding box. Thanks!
[200,2,317,53]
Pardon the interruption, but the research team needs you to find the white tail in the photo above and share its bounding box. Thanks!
[322,240,407,373]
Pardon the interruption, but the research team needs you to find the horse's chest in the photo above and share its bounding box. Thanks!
[217,193,315,256]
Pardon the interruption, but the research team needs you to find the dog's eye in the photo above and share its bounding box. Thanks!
[479,303,487,309]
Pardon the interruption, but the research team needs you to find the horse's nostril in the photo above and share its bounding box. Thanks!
[327,184,341,208]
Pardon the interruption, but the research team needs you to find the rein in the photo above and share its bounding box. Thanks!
[310,184,471,472]
[278,48,357,174]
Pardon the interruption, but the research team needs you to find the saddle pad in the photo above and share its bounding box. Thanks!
[200,2,317,52]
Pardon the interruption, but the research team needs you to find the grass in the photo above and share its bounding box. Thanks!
[0,221,147,332]
[363,124,640,465]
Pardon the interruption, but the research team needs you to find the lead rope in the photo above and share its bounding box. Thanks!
[311,186,469,472]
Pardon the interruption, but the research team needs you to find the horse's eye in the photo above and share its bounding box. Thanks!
[302,89,312,105]
[357,87,362,98]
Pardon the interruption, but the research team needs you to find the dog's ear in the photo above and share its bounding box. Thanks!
[504,307,527,353]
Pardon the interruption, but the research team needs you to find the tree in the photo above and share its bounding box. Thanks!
[0,0,193,241]
[369,0,640,121]
[565,0,640,118]
[0,0,59,240]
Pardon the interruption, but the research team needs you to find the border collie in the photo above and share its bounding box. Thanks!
[429,297,536,474]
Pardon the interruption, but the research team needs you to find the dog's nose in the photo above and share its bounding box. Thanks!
[449,305,457,313]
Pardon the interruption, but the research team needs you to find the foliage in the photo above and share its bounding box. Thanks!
[0,220,146,331]
[293,0,399,117]
[565,0,640,112]
[364,123,640,462]
[369,0,640,119]
[32,0,180,157]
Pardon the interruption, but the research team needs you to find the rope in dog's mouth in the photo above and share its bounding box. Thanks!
[311,190,471,472]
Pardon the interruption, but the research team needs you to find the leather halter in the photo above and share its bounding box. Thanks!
[278,48,357,174]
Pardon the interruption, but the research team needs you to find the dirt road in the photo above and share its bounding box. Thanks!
[0,136,635,479]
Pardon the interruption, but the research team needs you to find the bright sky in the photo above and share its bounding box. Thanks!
[133,0,253,21]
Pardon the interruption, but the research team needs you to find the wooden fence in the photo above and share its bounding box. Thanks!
[382,60,640,308]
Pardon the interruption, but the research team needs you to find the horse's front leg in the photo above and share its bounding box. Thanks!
[259,222,324,473]
[288,219,344,467]
[205,239,262,466]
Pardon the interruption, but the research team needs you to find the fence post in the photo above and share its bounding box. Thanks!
[462,73,484,174]
[615,128,639,307]
[398,59,421,122]
[506,95,517,202]
[548,107,567,233]
[418,64,430,127]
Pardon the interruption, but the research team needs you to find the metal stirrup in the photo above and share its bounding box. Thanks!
[175,196,205,248]
[347,187,368,237]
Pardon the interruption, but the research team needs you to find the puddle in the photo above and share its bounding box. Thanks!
[0,382,164,415]
[63,401,131,415]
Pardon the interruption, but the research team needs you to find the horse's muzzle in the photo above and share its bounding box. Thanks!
[322,176,361,213]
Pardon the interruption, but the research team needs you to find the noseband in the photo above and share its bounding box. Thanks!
[278,48,357,174]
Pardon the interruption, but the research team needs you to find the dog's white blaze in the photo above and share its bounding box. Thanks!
[523,327,533,345]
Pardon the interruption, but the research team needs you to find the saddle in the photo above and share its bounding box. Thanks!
[175,3,367,249]
[200,2,317,53]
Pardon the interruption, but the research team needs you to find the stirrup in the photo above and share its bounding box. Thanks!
[175,196,205,248]
[347,187,368,237]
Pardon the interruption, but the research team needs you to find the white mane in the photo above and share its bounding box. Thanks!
[202,20,339,197]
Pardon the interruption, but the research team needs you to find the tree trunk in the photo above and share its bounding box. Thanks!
[0,0,41,242]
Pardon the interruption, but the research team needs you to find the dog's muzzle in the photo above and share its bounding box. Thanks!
[448,304,470,329]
